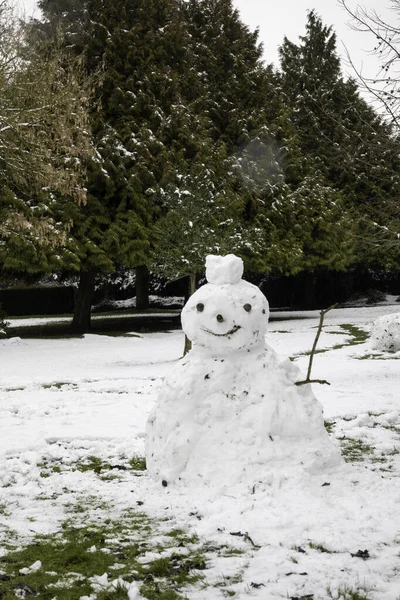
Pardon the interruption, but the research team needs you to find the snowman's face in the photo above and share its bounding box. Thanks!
[181,281,269,354]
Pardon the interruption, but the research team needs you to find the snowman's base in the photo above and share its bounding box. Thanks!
[146,346,342,489]
[157,441,341,490]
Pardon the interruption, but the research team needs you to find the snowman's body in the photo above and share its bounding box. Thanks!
[146,255,341,487]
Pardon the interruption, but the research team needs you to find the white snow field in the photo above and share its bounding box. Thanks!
[1,302,400,600]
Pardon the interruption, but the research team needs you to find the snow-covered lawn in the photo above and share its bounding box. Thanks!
[0,304,399,600]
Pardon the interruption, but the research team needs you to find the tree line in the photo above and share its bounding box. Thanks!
[1,0,399,330]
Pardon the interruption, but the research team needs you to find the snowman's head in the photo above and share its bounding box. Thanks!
[181,255,269,355]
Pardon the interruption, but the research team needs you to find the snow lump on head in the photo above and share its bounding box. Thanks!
[205,254,243,285]
[181,254,269,355]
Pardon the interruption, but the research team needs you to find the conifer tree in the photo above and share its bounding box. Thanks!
[0,2,92,276]
[278,10,400,278]
[151,148,265,291]
[34,0,285,328]
[36,0,198,330]
[339,0,400,260]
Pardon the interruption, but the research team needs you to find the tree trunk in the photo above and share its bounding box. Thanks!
[71,268,97,333]
[136,265,149,310]
[183,272,197,356]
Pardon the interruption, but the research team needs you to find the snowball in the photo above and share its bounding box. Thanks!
[370,313,400,352]
[205,254,244,285]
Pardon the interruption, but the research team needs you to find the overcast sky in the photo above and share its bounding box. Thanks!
[17,0,394,81]
[234,0,394,79]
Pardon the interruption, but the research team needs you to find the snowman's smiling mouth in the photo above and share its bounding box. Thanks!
[202,325,241,337]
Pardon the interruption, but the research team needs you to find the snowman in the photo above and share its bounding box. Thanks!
[146,254,341,488]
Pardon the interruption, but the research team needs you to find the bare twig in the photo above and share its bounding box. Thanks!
[296,303,338,386]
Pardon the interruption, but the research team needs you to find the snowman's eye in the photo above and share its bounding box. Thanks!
[243,304,252,312]
[196,303,204,312]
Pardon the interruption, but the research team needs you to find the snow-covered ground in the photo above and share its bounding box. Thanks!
[1,303,399,600]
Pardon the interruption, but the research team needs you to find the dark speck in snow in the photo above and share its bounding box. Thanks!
[204,374,210,380]
[351,549,370,560]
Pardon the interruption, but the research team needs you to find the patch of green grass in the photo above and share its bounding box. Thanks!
[327,584,373,599]
[38,452,148,480]
[358,353,400,360]
[371,456,387,463]
[324,420,336,434]
[308,541,335,554]
[299,348,328,357]
[0,509,207,600]
[96,584,134,599]
[339,324,369,345]
[162,529,199,547]
[139,585,184,600]
[0,503,9,515]
[293,323,370,360]
[165,529,187,539]
[221,548,245,557]
[0,526,115,599]
[381,423,400,432]
[77,455,110,473]
[385,447,400,456]
[146,553,206,584]
[215,568,245,588]
[340,438,374,463]
[42,381,77,390]
[1,448,256,600]
[129,455,147,471]
[38,460,62,477]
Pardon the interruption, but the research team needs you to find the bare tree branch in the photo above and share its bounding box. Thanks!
[340,0,400,127]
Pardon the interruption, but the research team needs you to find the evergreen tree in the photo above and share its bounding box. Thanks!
[179,0,289,275]
[0,2,92,276]
[151,149,265,292]
[278,10,400,278]
[184,0,270,149]
[34,0,285,329]
[35,0,197,330]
